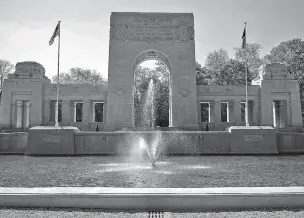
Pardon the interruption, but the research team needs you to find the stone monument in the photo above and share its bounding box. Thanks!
[105,12,199,130]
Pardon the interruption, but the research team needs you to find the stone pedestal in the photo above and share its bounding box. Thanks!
[26,126,79,155]
[228,126,278,154]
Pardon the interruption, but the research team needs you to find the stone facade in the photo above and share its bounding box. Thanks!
[0,13,302,131]
[0,61,302,131]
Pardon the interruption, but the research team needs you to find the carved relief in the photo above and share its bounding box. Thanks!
[175,24,194,42]
[116,88,124,96]
[110,25,128,41]
[180,87,190,97]
[147,51,158,59]
[133,51,172,72]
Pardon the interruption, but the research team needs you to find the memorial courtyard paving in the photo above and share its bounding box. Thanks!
[0,155,303,188]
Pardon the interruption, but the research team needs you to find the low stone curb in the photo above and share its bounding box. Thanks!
[0,187,304,210]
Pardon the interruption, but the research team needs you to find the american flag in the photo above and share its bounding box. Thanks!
[49,22,60,46]
[242,23,246,49]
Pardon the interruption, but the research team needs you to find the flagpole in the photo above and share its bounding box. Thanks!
[55,21,61,128]
[244,22,249,127]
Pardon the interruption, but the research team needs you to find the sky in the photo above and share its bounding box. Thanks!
[0,0,303,79]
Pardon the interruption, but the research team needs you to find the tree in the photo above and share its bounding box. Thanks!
[264,38,304,124]
[196,61,212,85]
[217,59,253,85]
[264,38,304,77]
[205,48,229,71]
[52,67,107,85]
[0,59,14,92]
[234,43,263,79]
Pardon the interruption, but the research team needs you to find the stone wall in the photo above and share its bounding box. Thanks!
[276,132,304,153]
[0,132,28,154]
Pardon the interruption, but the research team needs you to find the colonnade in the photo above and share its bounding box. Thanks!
[16,100,31,128]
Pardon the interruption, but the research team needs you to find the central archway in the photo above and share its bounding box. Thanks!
[132,49,172,127]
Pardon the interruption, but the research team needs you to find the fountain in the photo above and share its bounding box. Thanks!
[142,79,155,128]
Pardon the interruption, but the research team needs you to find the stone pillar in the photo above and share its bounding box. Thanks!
[43,100,50,125]
[272,101,280,127]
[234,100,242,125]
[214,100,221,126]
[209,101,215,123]
[82,100,90,128]
[23,102,31,128]
[62,100,71,126]
[252,100,259,125]
[16,100,23,128]
[279,100,287,127]
[248,100,253,124]
[287,98,291,127]
[228,100,234,123]
[290,92,303,127]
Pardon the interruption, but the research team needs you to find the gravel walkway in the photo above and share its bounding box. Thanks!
[1,208,304,218]
[0,155,304,187]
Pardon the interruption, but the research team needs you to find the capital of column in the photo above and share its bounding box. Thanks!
[16,100,23,107]
[25,102,31,108]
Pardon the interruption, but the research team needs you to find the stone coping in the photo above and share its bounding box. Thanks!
[1,187,304,195]
[76,131,230,135]
[228,126,274,132]
[1,187,304,210]
[29,126,79,130]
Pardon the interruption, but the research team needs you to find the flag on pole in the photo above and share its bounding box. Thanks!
[242,23,246,49]
[49,22,60,46]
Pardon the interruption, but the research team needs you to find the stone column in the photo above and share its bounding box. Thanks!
[214,100,221,126]
[287,98,291,127]
[23,102,31,128]
[209,101,215,123]
[279,100,287,127]
[82,100,90,129]
[228,100,234,123]
[252,100,259,125]
[234,100,242,125]
[16,100,23,128]
[248,100,253,124]
[62,100,71,126]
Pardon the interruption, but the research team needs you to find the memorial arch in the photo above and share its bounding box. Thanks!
[105,12,199,130]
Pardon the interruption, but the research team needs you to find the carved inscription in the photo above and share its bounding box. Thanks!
[41,133,61,143]
[244,135,262,141]
[110,15,194,42]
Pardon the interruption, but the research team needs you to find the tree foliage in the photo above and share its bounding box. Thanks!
[0,59,14,100]
[205,48,229,72]
[264,38,304,78]
[234,43,263,79]
[0,59,14,91]
[196,62,212,85]
[217,59,253,85]
[52,67,107,85]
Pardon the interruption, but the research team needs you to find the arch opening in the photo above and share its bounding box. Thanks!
[133,59,172,128]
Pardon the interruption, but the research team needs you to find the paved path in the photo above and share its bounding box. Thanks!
[1,208,304,218]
